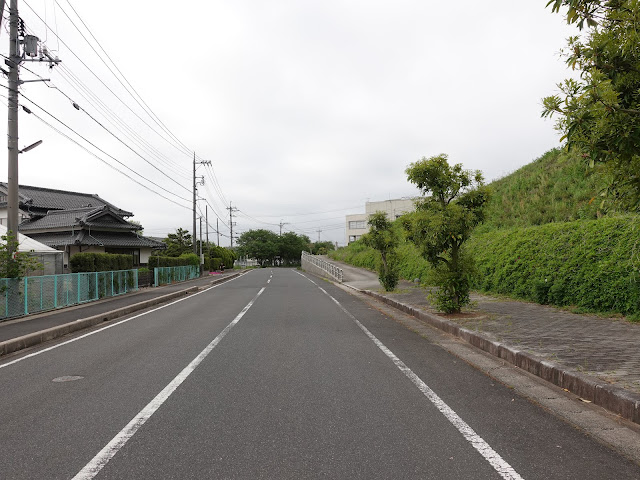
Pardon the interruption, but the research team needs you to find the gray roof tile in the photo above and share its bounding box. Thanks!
[0,183,132,216]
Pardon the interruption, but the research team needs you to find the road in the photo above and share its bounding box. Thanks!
[0,268,638,479]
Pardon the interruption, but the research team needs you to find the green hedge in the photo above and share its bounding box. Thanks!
[330,239,432,284]
[211,257,222,271]
[70,253,133,273]
[149,253,200,268]
[469,216,640,316]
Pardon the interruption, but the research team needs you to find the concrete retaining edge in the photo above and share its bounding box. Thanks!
[0,273,241,358]
[361,289,640,426]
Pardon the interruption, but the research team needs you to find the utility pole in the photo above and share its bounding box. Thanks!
[199,215,203,275]
[6,0,59,257]
[7,0,20,245]
[205,205,209,248]
[227,202,238,247]
[279,220,288,236]
[192,153,209,254]
[216,218,220,246]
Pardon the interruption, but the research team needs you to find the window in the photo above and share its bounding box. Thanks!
[349,220,366,229]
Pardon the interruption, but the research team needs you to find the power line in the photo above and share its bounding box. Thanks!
[26,107,191,210]
[13,87,192,208]
[21,0,195,161]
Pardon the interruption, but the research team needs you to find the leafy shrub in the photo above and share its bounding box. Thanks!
[469,216,640,316]
[211,257,222,271]
[179,253,200,266]
[70,253,133,272]
[149,255,196,268]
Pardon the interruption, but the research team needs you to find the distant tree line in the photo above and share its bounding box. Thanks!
[235,229,334,267]
[157,227,236,271]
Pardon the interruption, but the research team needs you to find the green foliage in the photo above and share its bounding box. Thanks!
[361,211,400,291]
[179,253,200,266]
[148,255,195,268]
[403,154,489,313]
[280,232,311,265]
[163,228,193,257]
[211,257,222,271]
[237,229,310,266]
[310,241,335,255]
[477,149,615,232]
[469,216,640,315]
[543,0,640,211]
[208,244,235,269]
[70,253,133,273]
[237,229,279,266]
[0,234,42,279]
[429,248,476,313]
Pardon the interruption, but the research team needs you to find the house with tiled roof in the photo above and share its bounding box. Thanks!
[0,183,165,270]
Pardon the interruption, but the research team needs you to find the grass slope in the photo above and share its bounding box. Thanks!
[332,148,639,318]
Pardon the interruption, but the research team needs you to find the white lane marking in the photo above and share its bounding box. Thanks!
[72,287,266,480]
[295,271,524,480]
[0,275,244,370]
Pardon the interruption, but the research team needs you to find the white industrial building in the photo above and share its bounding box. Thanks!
[345,198,416,244]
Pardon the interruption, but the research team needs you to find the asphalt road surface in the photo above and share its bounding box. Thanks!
[0,269,638,479]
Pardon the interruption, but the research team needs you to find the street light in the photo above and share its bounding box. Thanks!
[18,139,42,154]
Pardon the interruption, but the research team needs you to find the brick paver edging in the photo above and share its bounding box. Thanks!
[360,288,640,425]
[0,273,242,358]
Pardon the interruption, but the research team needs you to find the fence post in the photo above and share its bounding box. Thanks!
[40,277,43,311]
[54,275,58,309]
[5,279,8,317]
[24,277,28,315]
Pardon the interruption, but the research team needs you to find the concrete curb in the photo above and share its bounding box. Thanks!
[0,273,241,358]
[360,288,640,426]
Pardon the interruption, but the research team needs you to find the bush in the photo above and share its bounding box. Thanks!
[179,253,200,266]
[70,253,133,272]
[211,257,222,271]
[469,216,640,316]
[149,255,196,268]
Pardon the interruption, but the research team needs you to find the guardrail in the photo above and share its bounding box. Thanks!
[153,265,200,287]
[301,251,343,282]
[0,269,138,320]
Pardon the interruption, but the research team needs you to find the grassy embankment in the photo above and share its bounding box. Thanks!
[330,149,640,319]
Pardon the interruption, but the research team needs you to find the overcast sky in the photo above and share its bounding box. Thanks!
[1,1,577,246]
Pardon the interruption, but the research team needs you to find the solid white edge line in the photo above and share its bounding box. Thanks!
[72,286,266,480]
[295,271,524,480]
[0,274,245,370]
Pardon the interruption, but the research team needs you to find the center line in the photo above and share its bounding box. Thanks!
[72,287,266,480]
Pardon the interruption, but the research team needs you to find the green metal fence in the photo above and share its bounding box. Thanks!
[0,269,138,320]
[154,266,200,286]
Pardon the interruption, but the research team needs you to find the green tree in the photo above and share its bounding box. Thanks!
[163,228,193,257]
[0,234,42,279]
[311,241,335,255]
[361,212,399,291]
[542,0,640,210]
[403,154,490,313]
[236,229,280,266]
[279,232,311,265]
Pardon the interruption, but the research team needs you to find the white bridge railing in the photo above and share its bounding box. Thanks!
[301,252,343,283]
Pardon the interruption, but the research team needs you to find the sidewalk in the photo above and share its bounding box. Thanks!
[326,258,640,425]
[0,271,240,344]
